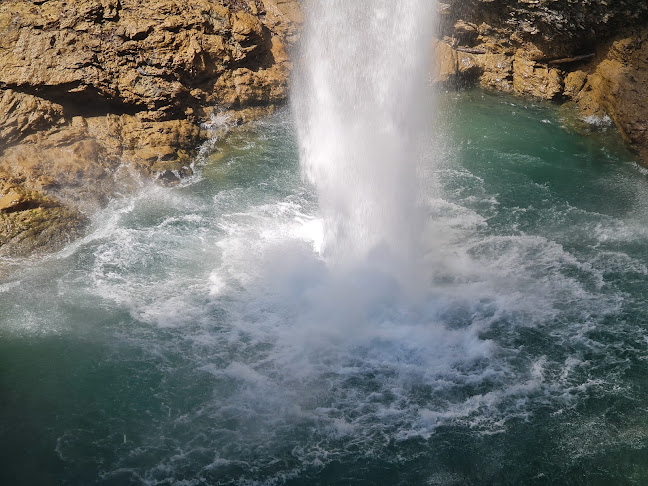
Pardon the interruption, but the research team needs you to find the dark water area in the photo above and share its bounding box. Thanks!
[1,90,648,485]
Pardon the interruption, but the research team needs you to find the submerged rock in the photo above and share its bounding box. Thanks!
[0,0,301,257]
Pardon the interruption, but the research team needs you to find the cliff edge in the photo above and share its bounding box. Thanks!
[2,0,647,258]
[0,0,301,256]
[433,0,648,164]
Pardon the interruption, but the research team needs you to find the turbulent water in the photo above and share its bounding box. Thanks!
[1,90,648,485]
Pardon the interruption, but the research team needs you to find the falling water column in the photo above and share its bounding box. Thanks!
[292,0,436,283]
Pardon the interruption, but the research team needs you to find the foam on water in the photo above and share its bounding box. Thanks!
[31,113,640,483]
[1,97,648,483]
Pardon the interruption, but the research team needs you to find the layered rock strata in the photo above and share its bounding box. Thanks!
[0,0,300,256]
[3,0,647,258]
[433,0,648,164]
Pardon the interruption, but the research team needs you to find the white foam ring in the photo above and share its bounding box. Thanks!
[12,1,644,481]
[69,169,636,484]
[24,5,639,484]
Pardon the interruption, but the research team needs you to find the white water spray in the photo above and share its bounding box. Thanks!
[293,0,436,280]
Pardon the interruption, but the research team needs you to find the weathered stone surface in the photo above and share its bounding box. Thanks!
[563,70,588,99]
[0,0,301,258]
[571,30,648,161]
[511,54,562,100]
[0,90,66,148]
[431,39,459,84]
[0,187,85,257]
[0,189,30,213]
[0,0,298,115]
[439,0,648,59]
[478,53,513,92]
[432,0,648,164]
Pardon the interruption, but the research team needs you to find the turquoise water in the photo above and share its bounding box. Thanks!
[1,90,648,485]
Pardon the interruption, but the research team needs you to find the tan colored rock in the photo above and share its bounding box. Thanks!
[563,70,588,99]
[431,39,459,84]
[0,0,299,135]
[455,20,477,34]
[0,91,65,150]
[512,55,563,100]
[0,190,28,213]
[430,38,484,86]
[0,0,302,258]
[0,183,85,257]
[572,30,648,161]
[0,204,85,257]
[263,0,303,39]
[479,53,513,91]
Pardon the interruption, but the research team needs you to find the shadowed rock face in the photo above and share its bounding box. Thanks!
[0,0,301,257]
[441,0,648,57]
[433,0,648,165]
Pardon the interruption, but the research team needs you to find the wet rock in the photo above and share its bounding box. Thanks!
[478,53,513,92]
[0,189,85,257]
[431,40,490,87]
[0,0,301,257]
[563,70,588,99]
[571,30,648,161]
[432,0,648,164]
[430,39,459,84]
[0,206,86,257]
[0,189,33,214]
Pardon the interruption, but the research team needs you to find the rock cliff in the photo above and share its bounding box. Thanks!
[433,0,648,164]
[0,0,301,256]
[2,0,647,258]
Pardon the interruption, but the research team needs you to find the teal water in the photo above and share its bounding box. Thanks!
[1,91,648,485]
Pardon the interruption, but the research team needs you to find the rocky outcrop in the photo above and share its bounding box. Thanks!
[0,0,301,256]
[433,0,648,164]
[571,31,648,162]
[2,0,646,258]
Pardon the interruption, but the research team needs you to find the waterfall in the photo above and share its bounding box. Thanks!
[292,0,436,282]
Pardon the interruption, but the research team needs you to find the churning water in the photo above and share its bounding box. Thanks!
[1,2,648,483]
[1,91,648,485]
